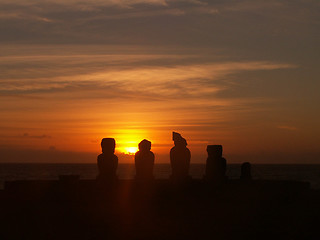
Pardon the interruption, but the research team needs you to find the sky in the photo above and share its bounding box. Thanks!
[0,0,319,163]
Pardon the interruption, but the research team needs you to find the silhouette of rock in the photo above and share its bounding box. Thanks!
[241,162,252,180]
[96,138,118,181]
[170,132,191,182]
[135,139,155,180]
[205,145,227,182]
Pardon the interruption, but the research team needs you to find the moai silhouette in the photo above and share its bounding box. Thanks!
[135,139,155,180]
[170,132,191,182]
[240,162,252,180]
[205,145,227,182]
[96,138,118,181]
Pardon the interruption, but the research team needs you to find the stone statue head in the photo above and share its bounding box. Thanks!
[138,139,151,152]
[101,138,116,154]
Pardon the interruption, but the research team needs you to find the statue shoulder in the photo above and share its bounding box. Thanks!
[97,154,104,161]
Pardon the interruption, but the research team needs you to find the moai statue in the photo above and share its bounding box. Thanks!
[170,132,191,182]
[205,145,227,182]
[96,138,118,181]
[240,162,252,180]
[135,139,155,180]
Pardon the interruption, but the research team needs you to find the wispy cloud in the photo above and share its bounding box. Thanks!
[77,61,295,99]
[0,133,52,139]
[0,52,296,103]
[22,133,51,139]
[0,12,54,22]
[0,0,319,46]
[277,125,298,131]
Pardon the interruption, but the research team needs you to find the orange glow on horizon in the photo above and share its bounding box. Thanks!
[112,129,146,155]
[122,146,138,155]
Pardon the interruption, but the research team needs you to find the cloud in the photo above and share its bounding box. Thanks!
[0,52,296,104]
[84,8,186,20]
[22,133,52,139]
[0,44,301,146]
[277,125,298,131]
[222,1,283,12]
[0,133,52,140]
[0,0,318,51]
[0,0,215,25]
[0,12,54,22]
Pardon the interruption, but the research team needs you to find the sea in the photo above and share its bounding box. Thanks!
[0,164,320,190]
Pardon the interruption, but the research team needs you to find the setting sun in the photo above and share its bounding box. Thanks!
[112,129,148,156]
[124,147,138,155]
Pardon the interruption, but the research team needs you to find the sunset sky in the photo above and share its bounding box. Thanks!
[0,0,319,163]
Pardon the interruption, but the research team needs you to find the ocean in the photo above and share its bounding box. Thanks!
[0,163,320,189]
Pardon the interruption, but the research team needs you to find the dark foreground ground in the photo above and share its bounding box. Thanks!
[0,179,319,240]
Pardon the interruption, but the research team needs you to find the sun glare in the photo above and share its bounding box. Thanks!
[111,128,148,155]
[124,147,138,155]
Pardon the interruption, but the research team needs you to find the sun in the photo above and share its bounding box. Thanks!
[124,147,138,155]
